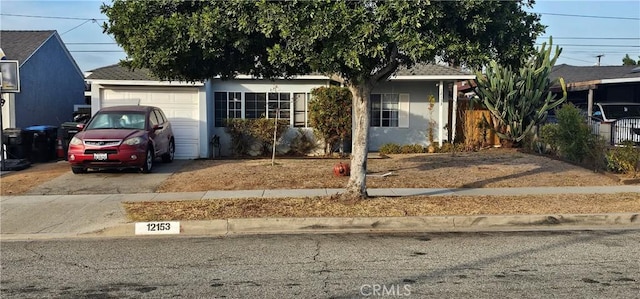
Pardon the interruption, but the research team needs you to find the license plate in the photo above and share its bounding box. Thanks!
[93,153,108,160]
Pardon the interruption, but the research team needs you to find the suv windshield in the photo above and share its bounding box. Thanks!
[86,112,146,130]
[600,104,640,120]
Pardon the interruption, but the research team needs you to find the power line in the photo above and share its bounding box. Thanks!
[537,12,640,20]
[0,13,107,21]
[540,37,640,40]
[536,44,640,48]
[69,50,125,53]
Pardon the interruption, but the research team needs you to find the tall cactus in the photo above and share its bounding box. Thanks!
[475,38,567,146]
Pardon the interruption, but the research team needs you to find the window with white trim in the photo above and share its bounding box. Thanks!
[268,92,290,120]
[370,94,399,127]
[214,91,242,127]
[293,93,310,127]
[245,92,267,119]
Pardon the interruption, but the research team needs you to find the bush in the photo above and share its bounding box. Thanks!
[224,119,251,156]
[309,86,352,155]
[379,143,402,154]
[606,141,640,176]
[539,123,560,155]
[401,144,425,154]
[224,118,289,156]
[554,103,593,163]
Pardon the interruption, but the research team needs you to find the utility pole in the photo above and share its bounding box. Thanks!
[596,54,604,66]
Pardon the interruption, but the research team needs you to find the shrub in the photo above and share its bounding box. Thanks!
[224,118,289,156]
[554,103,593,163]
[224,119,251,156]
[401,144,424,154]
[606,141,640,176]
[309,86,352,155]
[539,123,560,155]
[379,143,402,154]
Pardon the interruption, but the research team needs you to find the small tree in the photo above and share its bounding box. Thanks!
[622,54,639,66]
[309,86,352,156]
[475,38,567,147]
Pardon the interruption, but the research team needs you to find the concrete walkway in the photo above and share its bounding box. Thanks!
[1,186,638,240]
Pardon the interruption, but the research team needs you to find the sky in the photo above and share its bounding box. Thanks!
[0,0,639,73]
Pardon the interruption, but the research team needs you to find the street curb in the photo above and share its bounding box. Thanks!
[29,212,639,240]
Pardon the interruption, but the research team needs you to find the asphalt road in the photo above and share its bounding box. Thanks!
[1,231,639,298]
[23,159,187,195]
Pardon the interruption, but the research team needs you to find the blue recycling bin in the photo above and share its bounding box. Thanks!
[24,125,58,163]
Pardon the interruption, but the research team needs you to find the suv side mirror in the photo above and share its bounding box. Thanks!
[76,123,85,130]
[153,124,163,131]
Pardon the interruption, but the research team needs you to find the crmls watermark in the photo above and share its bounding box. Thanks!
[360,284,411,297]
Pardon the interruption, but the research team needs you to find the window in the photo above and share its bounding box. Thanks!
[370,94,399,127]
[215,92,242,127]
[293,93,310,127]
[268,92,290,120]
[245,92,267,119]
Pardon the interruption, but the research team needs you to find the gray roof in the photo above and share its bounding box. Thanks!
[87,62,471,81]
[85,64,159,81]
[395,63,472,76]
[551,64,640,84]
[0,30,56,65]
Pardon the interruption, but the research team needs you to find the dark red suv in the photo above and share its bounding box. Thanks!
[67,105,175,174]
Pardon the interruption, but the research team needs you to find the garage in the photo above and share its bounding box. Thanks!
[96,87,204,159]
[85,65,208,160]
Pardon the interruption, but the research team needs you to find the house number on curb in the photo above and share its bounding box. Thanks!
[135,221,180,235]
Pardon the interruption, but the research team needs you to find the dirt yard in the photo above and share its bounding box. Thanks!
[1,148,633,196]
[156,148,627,193]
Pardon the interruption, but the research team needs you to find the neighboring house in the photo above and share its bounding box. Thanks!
[550,64,640,145]
[550,64,640,115]
[0,30,86,129]
[86,63,474,158]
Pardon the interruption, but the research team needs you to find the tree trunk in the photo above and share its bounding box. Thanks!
[344,83,372,200]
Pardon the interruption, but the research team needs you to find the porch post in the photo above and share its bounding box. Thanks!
[451,81,458,143]
[438,80,444,147]
[587,88,594,117]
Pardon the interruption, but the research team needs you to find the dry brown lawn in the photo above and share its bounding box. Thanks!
[157,148,629,192]
[0,161,70,196]
[124,193,640,221]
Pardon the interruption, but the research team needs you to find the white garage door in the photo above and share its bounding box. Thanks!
[100,87,201,159]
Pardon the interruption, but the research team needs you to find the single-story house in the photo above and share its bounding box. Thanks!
[86,64,474,158]
[550,64,640,115]
[0,30,86,129]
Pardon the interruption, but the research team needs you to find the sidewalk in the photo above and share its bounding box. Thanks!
[1,186,638,240]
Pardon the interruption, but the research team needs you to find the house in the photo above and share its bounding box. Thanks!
[0,30,86,129]
[86,63,474,158]
[550,64,640,145]
[550,64,640,115]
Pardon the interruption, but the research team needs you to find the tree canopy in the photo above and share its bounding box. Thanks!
[102,0,545,199]
[622,54,640,66]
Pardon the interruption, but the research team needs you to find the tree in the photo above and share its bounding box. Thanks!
[622,54,639,66]
[474,38,567,147]
[102,0,545,200]
[309,86,352,156]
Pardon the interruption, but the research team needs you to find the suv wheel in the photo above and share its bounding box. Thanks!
[141,146,154,173]
[162,139,175,163]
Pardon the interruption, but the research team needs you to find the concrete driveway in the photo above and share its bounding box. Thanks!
[24,159,188,195]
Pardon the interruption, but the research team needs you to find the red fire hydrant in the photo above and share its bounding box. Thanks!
[333,162,350,177]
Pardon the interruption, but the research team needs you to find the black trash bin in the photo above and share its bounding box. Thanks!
[2,128,32,159]
[24,125,58,163]
[57,122,82,160]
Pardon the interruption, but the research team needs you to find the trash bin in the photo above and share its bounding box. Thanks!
[2,128,32,159]
[57,122,82,160]
[24,125,58,163]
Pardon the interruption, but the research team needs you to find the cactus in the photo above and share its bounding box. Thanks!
[474,37,567,146]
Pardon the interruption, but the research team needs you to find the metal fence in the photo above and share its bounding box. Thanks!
[611,118,640,145]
